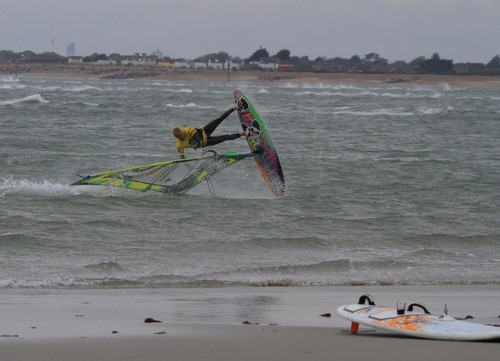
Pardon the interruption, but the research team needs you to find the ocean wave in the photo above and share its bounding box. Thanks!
[0,177,169,199]
[66,85,102,92]
[245,236,330,249]
[332,108,414,116]
[0,232,48,249]
[380,92,442,99]
[296,90,379,97]
[254,88,270,94]
[0,178,81,197]
[295,88,443,99]
[84,261,126,272]
[166,102,204,108]
[162,88,193,93]
[238,258,414,275]
[0,94,49,106]
[0,83,26,90]
[2,274,498,289]
[0,75,19,82]
[417,106,453,114]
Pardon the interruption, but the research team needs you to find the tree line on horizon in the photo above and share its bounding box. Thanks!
[1,47,500,76]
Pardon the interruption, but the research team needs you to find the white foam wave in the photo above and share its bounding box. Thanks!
[254,88,270,94]
[0,178,81,197]
[298,90,399,98]
[163,88,193,93]
[0,177,158,199]
[280,82,359,90]
[437,82,452,91]
[0,94,49,106]
[166,102,211,109]
[83,102,99,107]
[1,75,18,81]
[166,102,197,108]
[417,106,453,115]
[0,83,26,90]
[333,108,414,116]
[67,85,102,92]
[0,276,87,288]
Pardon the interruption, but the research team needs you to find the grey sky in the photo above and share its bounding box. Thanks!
[1,0,499,63]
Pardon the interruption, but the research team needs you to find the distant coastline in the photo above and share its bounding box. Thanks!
[2,63,500,87]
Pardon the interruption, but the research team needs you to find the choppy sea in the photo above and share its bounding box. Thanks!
[1,75,499,289]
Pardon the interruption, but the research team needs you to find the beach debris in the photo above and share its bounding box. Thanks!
[242,321,259,325]
[144,317,162,323]
[1,334,19,337]
[112,330,119,334]
[320,313,332,318]
[457,315,475,320]
[154,331,167,335]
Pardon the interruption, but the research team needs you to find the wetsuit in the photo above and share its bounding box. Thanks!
[176,108,241,158]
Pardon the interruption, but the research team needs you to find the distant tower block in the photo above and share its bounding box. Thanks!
[66,42,76,56]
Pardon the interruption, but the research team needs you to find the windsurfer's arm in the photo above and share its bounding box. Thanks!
[192,131,203,149]
[177,147,186,159]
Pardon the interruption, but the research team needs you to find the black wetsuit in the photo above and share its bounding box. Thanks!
[197,108,241,147]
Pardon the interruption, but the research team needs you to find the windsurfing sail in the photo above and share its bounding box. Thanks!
[72,151,253,194]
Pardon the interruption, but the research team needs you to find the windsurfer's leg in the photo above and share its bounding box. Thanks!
[203,108,236,136]
[205,133,241,146]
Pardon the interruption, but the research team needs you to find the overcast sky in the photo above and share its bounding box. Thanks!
[1,0,499,63]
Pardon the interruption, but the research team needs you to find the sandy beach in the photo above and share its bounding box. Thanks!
[1,286,499,360]
[3,63,500,87]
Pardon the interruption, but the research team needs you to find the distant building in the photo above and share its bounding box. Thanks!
[121,53,157,66]
[68,56,83,64]
[250,57,278,71]
[66,42,76,56]
[207,58,225,70]
[277,63,294,72]
[454,62,485,75]
[173,58,189,69]
[95,59,116,65]
[151,48,163,58]
[228,60,240,71]
[192,61,207,69]
[157,58,173,68]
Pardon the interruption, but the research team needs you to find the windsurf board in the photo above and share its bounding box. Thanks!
[233,89,285,197]
[337,294,500,341]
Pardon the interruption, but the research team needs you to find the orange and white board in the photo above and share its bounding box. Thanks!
[337,298,500,341]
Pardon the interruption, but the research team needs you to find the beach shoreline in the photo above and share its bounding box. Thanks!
[1,285,499,360]
[2,63,500,87]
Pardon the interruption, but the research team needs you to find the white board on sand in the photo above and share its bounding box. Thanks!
[337,294,500,341]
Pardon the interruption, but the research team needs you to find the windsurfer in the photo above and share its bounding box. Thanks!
[172,105,246,158]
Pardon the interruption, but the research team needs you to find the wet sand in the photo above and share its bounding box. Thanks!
[1,285,499,361]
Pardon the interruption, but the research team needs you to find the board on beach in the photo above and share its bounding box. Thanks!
[233,89,285,197]
[337,294,500,341]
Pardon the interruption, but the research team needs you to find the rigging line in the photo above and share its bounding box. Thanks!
[206,176,216,197]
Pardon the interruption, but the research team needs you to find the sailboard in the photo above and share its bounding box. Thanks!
[337,294,500,341]
[233,90,285,197]
[72,151,252,194]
